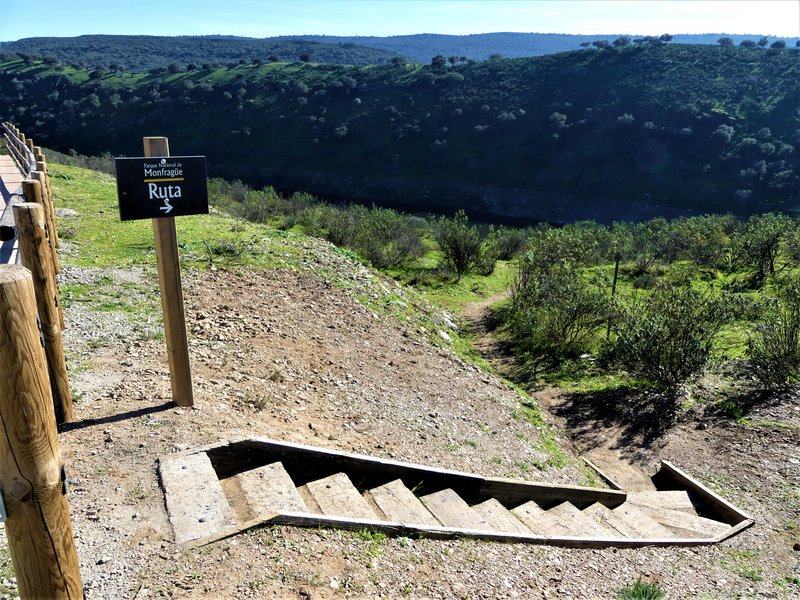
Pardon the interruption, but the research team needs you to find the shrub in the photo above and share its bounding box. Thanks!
[432,210,482,281]
[747,277,800,390]
[489,226,529,261]
[354,206,425,269]
[606,286,733,388]
[507,257,610,366]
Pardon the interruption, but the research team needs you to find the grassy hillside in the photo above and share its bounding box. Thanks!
[0,35,403,70]
[2,42,799,222]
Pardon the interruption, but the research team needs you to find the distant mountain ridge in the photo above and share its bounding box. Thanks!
[275,32,800,62]
[0,35,403,71]
[2,33,798,73]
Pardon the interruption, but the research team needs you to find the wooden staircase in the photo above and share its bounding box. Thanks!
[158,437,753,548]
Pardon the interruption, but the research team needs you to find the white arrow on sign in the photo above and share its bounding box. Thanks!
[160,199,173,214]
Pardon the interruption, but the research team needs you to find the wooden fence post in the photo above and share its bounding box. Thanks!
[144,136,194,407]
[35,161,60,250]
[0,265,83,599]
[24,176,60,275]
[13,203,73,423]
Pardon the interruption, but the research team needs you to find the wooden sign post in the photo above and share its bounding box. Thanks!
[144,137,194,407]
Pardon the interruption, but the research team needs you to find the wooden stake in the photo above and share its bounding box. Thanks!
[23,179,62,319]
[144,136,194,407]
[35,162,59,249]
[0,265,83,598]
[13,203,73,423]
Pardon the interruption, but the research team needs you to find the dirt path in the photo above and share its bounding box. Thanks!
[461,295,665,491]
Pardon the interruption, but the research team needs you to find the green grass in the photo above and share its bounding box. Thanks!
[722,550,765,582]
[615,577,665,600]
[49,163,305,270]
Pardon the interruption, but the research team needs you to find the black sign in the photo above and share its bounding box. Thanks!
[115,156,208,221]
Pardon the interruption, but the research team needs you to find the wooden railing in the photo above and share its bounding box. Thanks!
[0,123,82,597]
[0,123,69,420]
[2,121,37,177]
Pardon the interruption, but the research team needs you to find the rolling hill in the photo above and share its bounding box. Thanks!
[1,42,798,223]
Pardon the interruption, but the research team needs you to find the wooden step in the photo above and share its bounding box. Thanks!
[233,462,307,517]
[583,502,641,538]
[511,500,546,532]
[546,502,618,538]
[612,502,675,539]
[513,501,578,536]
[627,490,698,515]
[365,479,440,526]
[159,452,236,544]
[420,489,491,530]
[471,498,531,534]
[639,506,731,539]
[299,472,376,520]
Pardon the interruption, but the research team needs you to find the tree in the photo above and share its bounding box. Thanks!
[432,210,482,281]
[298,53,312,62]
[736,213,793,286]
[740,40,757,48]
[579,42,591,48]
[717,37,734,47]
[770,40,786,49]
[613,36,631,47]
[448,55,458,65]
[430,55,447,71]
[758,36,769,47]
[592,40,610,49]
[167,63,181,73]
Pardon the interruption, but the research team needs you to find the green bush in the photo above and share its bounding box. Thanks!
[747,277,800,390]
[354,205,425,269]
[615,577,665,600]
[507,257,610,365]
[432,210,483,281]
[605,286,734,387]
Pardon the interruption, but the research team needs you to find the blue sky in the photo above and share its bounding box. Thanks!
[1,0,798,40]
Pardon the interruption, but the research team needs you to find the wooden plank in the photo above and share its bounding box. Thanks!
[420,489,491,530]
[627,490,698,514]
[234,462,306,517]
[191,509,720,551]
[365,479,440,526]
[480,477,627,509]
[472,498,532,534]
[612,502,675,539]
[304,472,377,520]
[159,452,236,544]
[657,460,755,526]
[639,506,731,539]
[583,502,641,538]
